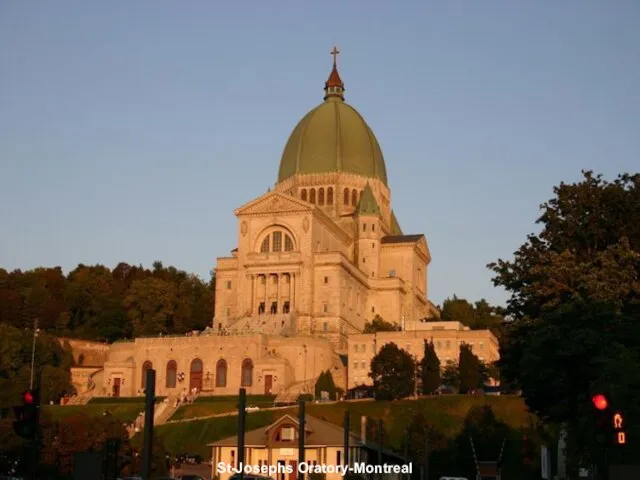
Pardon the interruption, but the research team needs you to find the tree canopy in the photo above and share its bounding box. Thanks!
[488,171,640,469]
[420,340,441,394]
[363,315,399,333]
[369,343,415,400]
[440,295,504,335]
[0,261,215,342]
[458,343,481,394]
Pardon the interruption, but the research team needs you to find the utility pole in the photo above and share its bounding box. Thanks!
[414,355,419,398]
[30,319,39,389]
[423,435,429,480]
[299,399,306,480]
[238,388,246,480]
[32,372,41,480]
[141,369,156,480]
[403,427,409,480]
[377,419,383,480]
[343,411,350,469]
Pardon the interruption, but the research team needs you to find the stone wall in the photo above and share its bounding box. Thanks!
[99,333,339,398]
[57,337,111,367]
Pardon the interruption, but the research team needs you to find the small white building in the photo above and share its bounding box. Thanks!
[209,414,410,480]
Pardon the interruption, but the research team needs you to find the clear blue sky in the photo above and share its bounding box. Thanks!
[1,1,639,307]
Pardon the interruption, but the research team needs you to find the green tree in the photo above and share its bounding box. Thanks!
[440,295,504,335]
[488,171,640,471]
[441,360,460,391]
[459,343,480,393]
[441,295,475,323]
[369,343,415,400]
[124,277,183,336]
[455,406,510,478]
[314,370,338,400]
[404,413,449,476]
[489,171,640,320]
[363,315,399,333]
[420,340,441,394]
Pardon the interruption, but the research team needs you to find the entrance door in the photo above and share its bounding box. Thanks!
[112,378,121,398]
[264,375,273,395]
[190,359,203,393]
[289,461,297,480]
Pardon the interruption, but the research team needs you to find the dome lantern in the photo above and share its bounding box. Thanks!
[324,46,345,101]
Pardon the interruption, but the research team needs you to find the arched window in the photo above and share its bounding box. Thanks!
[241,359,254,387]
[327,187,334,205]
[166,361,177,388]
[301,189,307,202]
[309,189,316,204]
[272,231,282,252]
[257,230,296,253]
[141,361,152,389]
[216,359,227,387]
[191,358,203,373]
[318,188,325,206]
[351,189,357,205]
[260,237,269,253]
[343,188,349,205]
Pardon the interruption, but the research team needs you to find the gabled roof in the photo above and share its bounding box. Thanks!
[208,414,362,448]
[234,191,313,217]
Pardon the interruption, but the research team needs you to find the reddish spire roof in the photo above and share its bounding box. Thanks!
[324,46,345,101]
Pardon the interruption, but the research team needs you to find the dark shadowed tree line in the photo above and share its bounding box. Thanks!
[0,261,215,342]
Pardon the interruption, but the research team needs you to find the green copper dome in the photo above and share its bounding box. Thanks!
[277,59,388,185]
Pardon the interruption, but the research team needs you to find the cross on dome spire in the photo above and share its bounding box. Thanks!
[324,46,345,101]
[330,46,340,66]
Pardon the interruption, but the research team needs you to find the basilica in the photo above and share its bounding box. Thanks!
[68,51,498,403]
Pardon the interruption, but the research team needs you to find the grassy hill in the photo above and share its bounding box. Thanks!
[151,395,537,459]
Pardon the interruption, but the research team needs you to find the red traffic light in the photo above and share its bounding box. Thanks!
[22,390,34,405]
[592,394,608,411]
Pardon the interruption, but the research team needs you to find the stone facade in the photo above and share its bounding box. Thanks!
[96,334,340,398]
[83,53,499,400]
[347,321,500,388]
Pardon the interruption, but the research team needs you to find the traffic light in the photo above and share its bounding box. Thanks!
[590,393,628,446]
[592,394,608,411]
[13,389,40,440]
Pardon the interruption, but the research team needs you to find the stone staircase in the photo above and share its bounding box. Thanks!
[65,368,103,405]
[126,395,180,438]
[224,313,297,336]
[153,396,179,425]
[274,378,316,404]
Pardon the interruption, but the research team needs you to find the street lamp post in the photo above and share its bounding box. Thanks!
[30,319,40,390]
[413,354,419,398]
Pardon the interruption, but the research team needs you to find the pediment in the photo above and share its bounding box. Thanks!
[234,191,313,217]
[264,414,313,434]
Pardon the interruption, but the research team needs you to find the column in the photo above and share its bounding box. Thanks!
[276,274,281,313]
[263,274,267,312]
[251,275,257,315]
[291,273,296,313]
